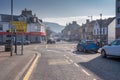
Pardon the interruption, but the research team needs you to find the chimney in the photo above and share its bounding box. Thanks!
[86,19,90,23]
[72,21,77,24]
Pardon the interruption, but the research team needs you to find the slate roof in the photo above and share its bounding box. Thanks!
[0,14,20,22]
[96,17,115,27]
[0,14,40,24]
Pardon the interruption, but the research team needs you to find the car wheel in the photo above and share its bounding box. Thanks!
[101,50,107,58]
[77,48,79,51]
[79,48,83,52]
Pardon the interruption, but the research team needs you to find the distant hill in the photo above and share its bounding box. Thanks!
[44,22,65,33]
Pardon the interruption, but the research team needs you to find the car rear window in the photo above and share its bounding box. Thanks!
[86,41,95,44]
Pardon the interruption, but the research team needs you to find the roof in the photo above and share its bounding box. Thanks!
[96,17,115,27]
[0,14,40,23]
[0,14,20,22]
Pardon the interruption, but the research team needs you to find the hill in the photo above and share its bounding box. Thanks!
[44,22,65,33]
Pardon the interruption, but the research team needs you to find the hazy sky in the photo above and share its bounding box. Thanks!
[0,0,115,25]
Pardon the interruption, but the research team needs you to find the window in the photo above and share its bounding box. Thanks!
[0,15,1,21]
[0,24,3,31]
[117,18,120,24]
[116,40,120,45]
[117,7,120,13]
[110,40,118,46]
[97,29,99,35]
[117,0,120,2]
[94,30,96,35]
[103,28,105,35]
[110,40,120,46]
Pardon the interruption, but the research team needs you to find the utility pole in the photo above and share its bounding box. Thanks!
[10,0,13,56]
[11,0,17,54]
[100,13,102,47]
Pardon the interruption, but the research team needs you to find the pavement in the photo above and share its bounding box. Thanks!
[0,45,37,80]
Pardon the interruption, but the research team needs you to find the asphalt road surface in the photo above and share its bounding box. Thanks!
[29,41,120,80]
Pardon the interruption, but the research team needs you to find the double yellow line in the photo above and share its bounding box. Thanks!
[23,45,40,80]
[23,53,40,80]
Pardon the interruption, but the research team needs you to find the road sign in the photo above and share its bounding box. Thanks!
[10,21,27,33]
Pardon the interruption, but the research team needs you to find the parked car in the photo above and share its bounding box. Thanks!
[101,39,120,58]
[47,39,56,44]
[77,40,99,52]
[24,40,30,45]
[16,40,22,45]
[15,40,30,45]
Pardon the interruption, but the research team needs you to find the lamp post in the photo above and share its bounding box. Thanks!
[11,0,17,54]
[10,0,13,56]
[100,13,102,47]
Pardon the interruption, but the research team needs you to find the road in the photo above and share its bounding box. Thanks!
[29,42,120,80]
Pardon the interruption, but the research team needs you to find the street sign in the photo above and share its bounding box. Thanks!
[10,21,27,33]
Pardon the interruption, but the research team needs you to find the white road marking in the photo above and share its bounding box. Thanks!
[48,59,71,65]
[69,59,74,63]
[82,69,90,76]
[64,55,66,57]
[47,50,61,53]
[93,79,97,80]
[34,45,39,50]
[66,56,70,59]
[74,63,79,67]
[46,45,48,48]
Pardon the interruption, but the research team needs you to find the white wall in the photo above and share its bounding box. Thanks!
[27,23,46,33]
[0,22,9,32]
[108,19,116,44]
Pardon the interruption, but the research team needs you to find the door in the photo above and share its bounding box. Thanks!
[109,40,120,56]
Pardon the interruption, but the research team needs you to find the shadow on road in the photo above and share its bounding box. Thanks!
[72,50,97,55]
[78,56,120,80]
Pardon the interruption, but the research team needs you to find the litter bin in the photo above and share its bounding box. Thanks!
[5,44,11,52]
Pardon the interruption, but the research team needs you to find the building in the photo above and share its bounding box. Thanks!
[93,18,114,44]
[61,21,80,40]
[0,9,46,44]
[116,0,120,38]
[81,19,95,40]
[108,18,116,44]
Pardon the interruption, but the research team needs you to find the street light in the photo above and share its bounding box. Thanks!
[11,0,17,54]
[100,13,102,47]
[10,0,13,56]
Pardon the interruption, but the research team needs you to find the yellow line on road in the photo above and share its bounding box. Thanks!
[23,53,40,80]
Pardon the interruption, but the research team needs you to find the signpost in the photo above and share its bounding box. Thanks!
[10,21,27,55]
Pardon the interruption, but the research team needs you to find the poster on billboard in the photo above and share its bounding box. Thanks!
[10,21,27,33]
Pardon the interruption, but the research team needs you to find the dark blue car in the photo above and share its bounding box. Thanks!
[77,40,99,53]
